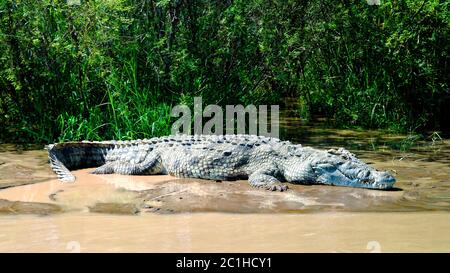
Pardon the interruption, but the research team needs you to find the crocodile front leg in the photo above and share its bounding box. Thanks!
[248,172,288,192]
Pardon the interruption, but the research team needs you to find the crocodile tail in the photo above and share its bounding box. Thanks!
[46,142,113,182]
[47,145,76,182]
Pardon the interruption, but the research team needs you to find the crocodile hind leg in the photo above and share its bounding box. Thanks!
[92,153,163,175]
[248,172,288,192]
[91,162,115,174]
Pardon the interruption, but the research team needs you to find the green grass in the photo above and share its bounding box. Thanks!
[56,59,173,142]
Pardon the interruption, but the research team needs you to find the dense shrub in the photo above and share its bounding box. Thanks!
[0,0,448,142]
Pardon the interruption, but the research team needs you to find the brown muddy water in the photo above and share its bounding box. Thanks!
[0,126,449,252]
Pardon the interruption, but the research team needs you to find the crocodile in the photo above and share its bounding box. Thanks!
[47,134,396,191]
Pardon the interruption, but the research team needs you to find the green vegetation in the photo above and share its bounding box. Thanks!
[0,0,448,143]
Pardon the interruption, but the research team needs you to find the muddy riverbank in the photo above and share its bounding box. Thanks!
[0,127,449,252]
[0,140,448,215]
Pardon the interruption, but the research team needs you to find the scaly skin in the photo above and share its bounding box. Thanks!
[47,134,396,191]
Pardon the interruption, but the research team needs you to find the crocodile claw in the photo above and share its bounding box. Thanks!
[267,184,289,192]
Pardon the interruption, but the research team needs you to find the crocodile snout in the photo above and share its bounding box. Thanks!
[372,171,396,189]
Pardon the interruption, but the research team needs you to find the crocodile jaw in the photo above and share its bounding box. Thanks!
[314,163,396,190]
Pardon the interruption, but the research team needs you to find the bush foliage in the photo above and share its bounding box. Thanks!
[0,0,448,142]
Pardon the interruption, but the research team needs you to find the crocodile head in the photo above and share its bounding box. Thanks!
[312,161,396,190]
[285,147,396,190]
[313,148,396,189]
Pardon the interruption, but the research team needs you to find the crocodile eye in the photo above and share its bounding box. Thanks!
[361,179,371,184]
[315,163,336,172]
